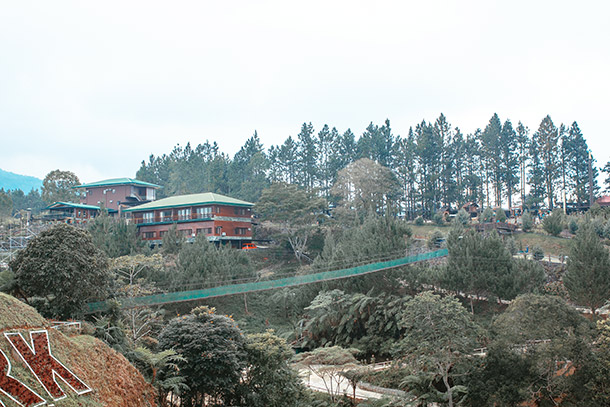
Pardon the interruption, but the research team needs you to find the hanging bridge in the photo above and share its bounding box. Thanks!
[86,248,448,313]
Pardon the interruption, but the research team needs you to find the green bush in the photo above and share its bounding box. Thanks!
[415,216,424,226]
[433,212,445,226]
[496,209,507,223]
[532,246,544,261]
[521,211,534,232]
[482,207,494,223]
[455,208,470,226]
[542,209,564,237]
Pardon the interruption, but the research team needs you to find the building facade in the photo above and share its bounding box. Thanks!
[75,178,160,212]
[44,202,114,224]
[125,192,254,247]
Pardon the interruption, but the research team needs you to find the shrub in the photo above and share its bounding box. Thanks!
[496,209,507,223]
[521,211,534,232]
[532,246,544,261]
[433,212,445,226]
[455,208,470,226]
[542,209,564,237]
[415,216,424,226]
[482,207,494,223]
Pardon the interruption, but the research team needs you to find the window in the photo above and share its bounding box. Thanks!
[178,208,191,220]
[180,229,193,236]
[234,207,248,216]
[235,228,248,235]
[196,228,213,235]
[215,226,222,235]
[143,231,156,239]
[196,207,212,218]
[143,212,154,222]
[162,210,173,221]
[159,231,167,237]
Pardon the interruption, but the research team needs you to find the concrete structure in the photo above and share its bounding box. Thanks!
[124,192,253,247]
[75,178,160,212]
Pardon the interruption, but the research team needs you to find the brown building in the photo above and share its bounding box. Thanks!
[75,178,161,212]
[125,192,254,247]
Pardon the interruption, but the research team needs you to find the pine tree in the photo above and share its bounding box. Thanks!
[296,122,318,190]
[500,119,520,210]
[532,115,560,209]
[481,114,503,207]
[516,121,530,207]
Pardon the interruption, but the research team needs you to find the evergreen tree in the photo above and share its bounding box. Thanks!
[564,224,610,316]
[229,132,270,202]
[516,121,530,207]
[296,122,318,190]
[531,115,560,209]
[500,119,519,210]
[481,114,503,207]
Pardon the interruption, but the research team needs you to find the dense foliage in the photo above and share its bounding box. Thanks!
[9,223,110,318]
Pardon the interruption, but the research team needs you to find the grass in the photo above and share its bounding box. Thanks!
[513,231,572,257]
[410,224,572,257]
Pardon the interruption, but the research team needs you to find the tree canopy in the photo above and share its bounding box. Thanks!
[9,223,110,318]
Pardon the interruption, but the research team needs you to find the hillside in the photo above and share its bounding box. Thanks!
[0,168,42,192]
[0,293,156,407]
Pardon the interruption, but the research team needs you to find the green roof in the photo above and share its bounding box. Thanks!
[46,202,103,211]
[124,192,254,212]
[74,178,161,189]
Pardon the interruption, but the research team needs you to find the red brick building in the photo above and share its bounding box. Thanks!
[75,178,161,212]
[125,192,254,247]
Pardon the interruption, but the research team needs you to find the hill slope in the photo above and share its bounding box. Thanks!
[0,293,156,407]
[0,168,42,192]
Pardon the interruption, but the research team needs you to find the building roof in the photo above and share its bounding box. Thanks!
[46,202,103,211]
[45,202,118,213]
[74,178,161,189]
[124,192,254,212]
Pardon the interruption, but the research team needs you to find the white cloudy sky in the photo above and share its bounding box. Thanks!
[1,1,609,183]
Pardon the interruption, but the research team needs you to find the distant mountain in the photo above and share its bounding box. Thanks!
[0,168,43,192]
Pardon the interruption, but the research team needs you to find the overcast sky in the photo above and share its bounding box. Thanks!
[1,1,609,183]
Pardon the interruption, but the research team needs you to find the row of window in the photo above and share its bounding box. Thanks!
[141,227,250,239]
[139,206,250,222]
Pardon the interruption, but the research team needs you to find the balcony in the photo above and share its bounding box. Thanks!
[132,212,214,225]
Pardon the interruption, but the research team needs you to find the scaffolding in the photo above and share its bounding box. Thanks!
[0,221,48,266]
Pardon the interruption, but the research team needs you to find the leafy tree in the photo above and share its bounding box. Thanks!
[542,208,564,236]
[484,294,592,406]
[240,330,307,407]
[293,346,360,403]
[256,182,326,262]
[129,347,188,407]
[9,223,110,318]
[396,292,479,407]
[332,158,401,217]
[564,224,610,316]
[158,306,246,406]
[41,169,80,203]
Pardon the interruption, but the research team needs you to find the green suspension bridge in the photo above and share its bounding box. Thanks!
[86,248,448,313]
